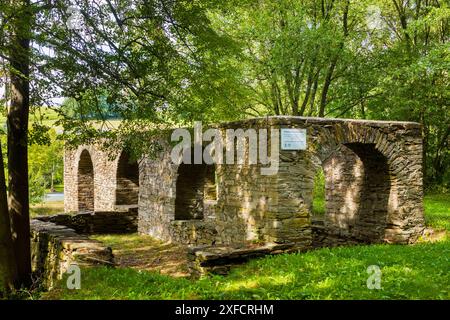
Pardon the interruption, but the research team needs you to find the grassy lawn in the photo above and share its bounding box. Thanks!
[423,193,450,231]
[40,193,449,300]
[30,201,64,218]
[0,107,62,131]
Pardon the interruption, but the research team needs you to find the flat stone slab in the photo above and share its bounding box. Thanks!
[35,209,138,234]
[188,242,301,276]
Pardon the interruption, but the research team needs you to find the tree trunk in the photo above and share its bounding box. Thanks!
[319,0,349,117]
[7,0,32,288]
[0,141,17,294]
[319,60,336,117]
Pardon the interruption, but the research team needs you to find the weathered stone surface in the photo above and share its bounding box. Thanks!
[30,219,114,289]
[35,208,138,234]
[64,116,425,249]
[64,148,139,212]
[187,242,302,277]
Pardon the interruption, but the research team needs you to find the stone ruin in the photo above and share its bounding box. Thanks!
[60,116,425,275]
[64,116,425,245]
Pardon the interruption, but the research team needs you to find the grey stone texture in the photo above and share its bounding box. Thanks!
[30,219,114,289]
[64,116,425,249]
[30,210,137,288]
[35,208,138,234]
[188,243,299,277]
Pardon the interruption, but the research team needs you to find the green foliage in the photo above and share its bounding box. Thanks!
[207,0,449,187]
[41,194,449,300]
[1,127,64,204]
[28,129,64,203]
[3,0,447,187]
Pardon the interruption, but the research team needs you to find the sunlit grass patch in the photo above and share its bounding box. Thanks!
[424,193,450,231]
[30,200,64,217]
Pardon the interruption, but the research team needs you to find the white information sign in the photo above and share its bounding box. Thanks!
[281,128,307,150]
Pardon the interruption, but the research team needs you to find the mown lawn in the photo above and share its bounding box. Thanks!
[30,201,64,218]
[41,193,449,300]
[423,193,450,232]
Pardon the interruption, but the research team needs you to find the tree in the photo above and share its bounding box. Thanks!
[0,0,32,291]
[7,0,32,287]
[208,0,358,117]
[28,128,64,202]
[207,0,449,187]
[363,0,449,188]
[0,0,245,292]
[0,139,17,294]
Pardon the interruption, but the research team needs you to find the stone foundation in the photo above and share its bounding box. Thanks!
[31,220,114,289]
[35,208,138,234]
[31,209,138,288]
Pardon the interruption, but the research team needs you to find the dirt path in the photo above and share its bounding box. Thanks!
[91,234,191,277]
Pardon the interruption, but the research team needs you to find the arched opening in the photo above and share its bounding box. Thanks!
[175,163,217,220]
[311,143,391,244]
[78,150,94,211]
[344,143,391,242]
[115,151,139,206]
[310,143,391,245]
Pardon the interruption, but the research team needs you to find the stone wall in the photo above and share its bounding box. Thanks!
[35,208,138,234]
[262,117,424,245]
[31,220,114,289]
[64,146,139,212]
[64,116,425,248]
[77,150,95,211]
[116,152,139,206]
[174,163,214,220]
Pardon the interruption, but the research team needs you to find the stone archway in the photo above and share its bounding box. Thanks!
[312,143,392,245]
[174,163,216,220]
[78,149,94,211]
[115,151,139,206]
[344,143,391,242]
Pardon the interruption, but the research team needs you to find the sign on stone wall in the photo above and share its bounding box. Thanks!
[281,128,307,150]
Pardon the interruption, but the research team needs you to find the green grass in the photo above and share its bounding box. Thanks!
[40,193,449,300]
[0,107,61,130]
[46,184,64,193]
[312,197,325,216]
[30,201,64,217]
[423,193,450,231]
[41,240,449,300]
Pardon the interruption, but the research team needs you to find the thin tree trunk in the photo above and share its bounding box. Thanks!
[299,64,316,116]
[7,0,31,288]
[307,77,319,116]
[319,60,336,117]
[0,141,17,294]
[51,165,55,192]
[319,0,349,117]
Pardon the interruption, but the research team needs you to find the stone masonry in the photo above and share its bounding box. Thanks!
[31,219,114,289]
[64,116,425,249]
